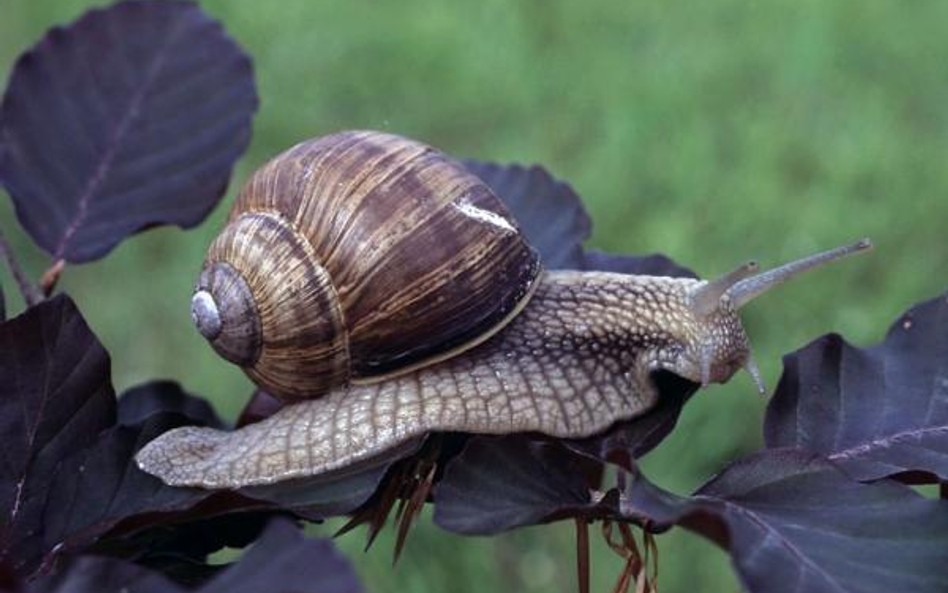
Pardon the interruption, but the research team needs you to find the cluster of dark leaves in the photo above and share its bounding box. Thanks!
[0,2,360,592]
[0,1,946,593]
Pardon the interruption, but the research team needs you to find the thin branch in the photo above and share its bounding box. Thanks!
[40,259,66,297]
[576,518,590,593]
[0,224,42,306]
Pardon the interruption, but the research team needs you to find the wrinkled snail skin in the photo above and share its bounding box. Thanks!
[137,271,752,488]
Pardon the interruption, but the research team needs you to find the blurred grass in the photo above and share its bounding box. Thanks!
[2,1,947,591]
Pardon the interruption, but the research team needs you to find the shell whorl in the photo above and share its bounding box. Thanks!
[192,261,261,367]
[199,212,349,399]
[195,131,542,401]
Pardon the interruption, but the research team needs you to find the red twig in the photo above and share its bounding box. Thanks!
[576,518,590,593]
[40,259,66,297]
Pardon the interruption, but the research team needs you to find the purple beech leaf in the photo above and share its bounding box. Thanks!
[463,159,700,279]
[432,362,695,534]
[117,381,224,429]
[24,519,362,593]
[623,449,948,593]
[0,296,300,578]
[581,249,697,279]
[24,556,179,593]
[38,387,322,576]
[564,373,696,469]
[432,378,693,535]
[115,512,276,586]
[0,0,258,262]
[32,408,323,579]
[0,295,115,574]
[766,291,948,482]
[463,160,591,269]
[0,561,20,593]
[433,436,604,535]
[36,413,224,573]
[236,390,285,428]
[196,518,362,593]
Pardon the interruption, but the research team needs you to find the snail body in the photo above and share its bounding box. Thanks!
[140,243,869,487]
[141,270,743,486]
[138,130,872,488]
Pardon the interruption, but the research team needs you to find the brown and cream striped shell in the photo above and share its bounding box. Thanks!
[190,131,542,402]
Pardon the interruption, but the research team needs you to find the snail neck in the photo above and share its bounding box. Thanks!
[536,270,701,346]
[523,270,750,387]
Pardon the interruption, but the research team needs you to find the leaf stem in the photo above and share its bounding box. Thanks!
[39,259,66,297]
[0,224,42,307]
[576,518,590,593]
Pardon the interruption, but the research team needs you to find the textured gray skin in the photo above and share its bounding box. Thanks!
[137,270,751,488]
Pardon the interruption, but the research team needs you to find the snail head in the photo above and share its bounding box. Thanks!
[669,239,872,394]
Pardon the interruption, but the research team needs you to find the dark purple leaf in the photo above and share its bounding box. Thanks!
[26,519,362,593]
[0,561,20,593]
[36,414,220,572]
[0,299,292,577]
[623,449,948,593]
[463,160,698,279]
[197,518,361,593]
[118,381,223,428]
[0,0,258,262]
[464,160,591,269]
[96,514,271,589]
[581,249,697,279]
[433,375,696,535]
[433,436,602,535]
[564,372,696,468]
[0,295,115,573]
[29,406,326,578]
[26,555,179,593]
[236,390,285,428]
[766,292,948,482]
[36,402,320,576]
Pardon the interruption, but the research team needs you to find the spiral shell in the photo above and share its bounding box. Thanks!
[192,131,542,401]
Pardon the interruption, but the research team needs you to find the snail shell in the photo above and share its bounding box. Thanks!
[192,131,542,401]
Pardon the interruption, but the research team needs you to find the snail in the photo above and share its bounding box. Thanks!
[136,130,871,488]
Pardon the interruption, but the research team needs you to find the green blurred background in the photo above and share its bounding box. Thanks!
[2,1,946,591]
